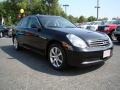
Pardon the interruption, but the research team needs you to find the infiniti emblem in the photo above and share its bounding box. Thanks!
[103,41,107,45]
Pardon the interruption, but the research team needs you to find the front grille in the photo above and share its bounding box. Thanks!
[89,39,110,47]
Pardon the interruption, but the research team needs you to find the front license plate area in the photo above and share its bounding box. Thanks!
[103,50,111,58]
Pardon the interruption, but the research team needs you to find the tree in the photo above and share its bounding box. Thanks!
[3,0,20,23]
[68,15,78,23]
[78,16,86,23]
[87,16,97,22]
[0,0,89,25]
[0,0,65,25]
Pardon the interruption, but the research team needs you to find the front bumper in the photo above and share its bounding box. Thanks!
[66,46,113,67]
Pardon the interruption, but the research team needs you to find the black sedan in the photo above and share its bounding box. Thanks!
[12,15,113,70]
[114,25,120,42]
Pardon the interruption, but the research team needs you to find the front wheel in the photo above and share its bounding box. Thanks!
[48,44,67,70]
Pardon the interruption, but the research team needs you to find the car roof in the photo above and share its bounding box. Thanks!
[28,14,61,18]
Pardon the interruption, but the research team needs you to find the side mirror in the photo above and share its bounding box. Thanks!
[31,24,38,28]
[31,24,41,32]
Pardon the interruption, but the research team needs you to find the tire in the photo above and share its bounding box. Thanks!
[0,32,3,38]
[48,44,67,70]
[13,38,20,50]
[117,37,120,42]
[110,31,116,41]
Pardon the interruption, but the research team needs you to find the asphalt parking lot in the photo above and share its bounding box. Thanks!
[0,38,120,90]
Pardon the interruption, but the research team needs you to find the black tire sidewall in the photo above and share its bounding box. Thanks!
[117,37,120,42]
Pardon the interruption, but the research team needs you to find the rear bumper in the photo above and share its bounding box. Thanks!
[66,47,113,67]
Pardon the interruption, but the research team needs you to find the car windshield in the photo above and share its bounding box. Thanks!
[38,16,76,28]
[90,21,104,25]
[105,20,118,24]
[93,21,103,25]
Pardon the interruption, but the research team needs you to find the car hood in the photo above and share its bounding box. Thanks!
[51,28,108,41]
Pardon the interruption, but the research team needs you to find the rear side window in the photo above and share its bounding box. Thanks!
[17,17,29,27]
[27,17,40,28]
[17,19,23,26]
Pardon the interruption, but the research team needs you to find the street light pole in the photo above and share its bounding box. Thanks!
[95,0,100,20]
[63,4,69,14]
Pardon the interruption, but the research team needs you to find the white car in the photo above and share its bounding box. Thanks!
[78,22,92,29]
[86,21,104,31]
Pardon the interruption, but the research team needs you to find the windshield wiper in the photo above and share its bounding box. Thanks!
[47,26,62,28]
[65,26,76,28]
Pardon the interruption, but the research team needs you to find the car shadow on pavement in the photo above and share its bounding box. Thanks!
[0,45,104,76]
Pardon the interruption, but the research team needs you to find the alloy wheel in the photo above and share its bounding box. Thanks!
[111,32,116,41]
[13,38,18,49]
[49,47,63,68]
[0,32,3,38]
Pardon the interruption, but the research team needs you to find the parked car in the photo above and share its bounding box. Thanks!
[7,25,15,37]
[0,25,8,38]
[12,15,113,70]
[86,21,104,31]
[97,20,120,40]
[78,22,92,29]
[114,25,120,42]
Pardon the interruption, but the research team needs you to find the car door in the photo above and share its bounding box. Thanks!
[15,17,30,45]
[26,16,47,52]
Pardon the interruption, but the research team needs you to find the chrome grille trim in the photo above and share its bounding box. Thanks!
[88,40,110,47]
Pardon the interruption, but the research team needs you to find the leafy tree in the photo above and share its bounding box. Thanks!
[87,16,97,22]
[3,0,20,24]
[60,11,67,18]
[78,16,86,23]
[68,15,78,23]
[0,0,64,25]
[0,0,98,25]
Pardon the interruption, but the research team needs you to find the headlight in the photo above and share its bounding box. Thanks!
[105,34,113,45]
[66,34,87,48]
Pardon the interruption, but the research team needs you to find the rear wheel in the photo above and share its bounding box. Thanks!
[13,38,20,50]
[48,44,67,70]
[110,31,116,41]
[0,32,3,38]
[117,37,120,42]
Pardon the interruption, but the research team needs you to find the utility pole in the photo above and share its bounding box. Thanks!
[95,0,100,20]
[63,4,69,14]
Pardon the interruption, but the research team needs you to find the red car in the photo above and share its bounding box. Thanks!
[97,20,120,40]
